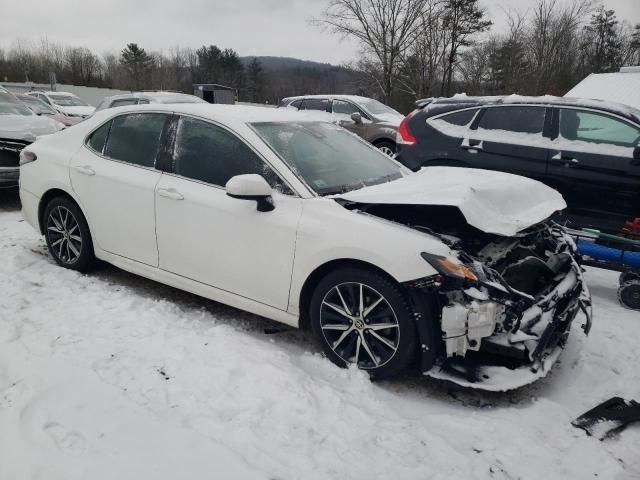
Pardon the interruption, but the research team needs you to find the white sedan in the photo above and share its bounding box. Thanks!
[18,104,592,389]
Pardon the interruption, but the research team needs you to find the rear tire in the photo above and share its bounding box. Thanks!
[618,280,640,310]
[309,267,420,380]
[43,197,95,272]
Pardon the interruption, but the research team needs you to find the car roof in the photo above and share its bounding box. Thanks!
[418,94,640,124]
[284,94,373,103]
[99,103,333,124]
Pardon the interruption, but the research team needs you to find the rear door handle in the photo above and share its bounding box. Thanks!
[74,165,95,176]
[461,138,483,152]
[551,152,579,165]
[157,188,184,200]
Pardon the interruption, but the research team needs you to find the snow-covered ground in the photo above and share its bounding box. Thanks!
[1,190,639,480]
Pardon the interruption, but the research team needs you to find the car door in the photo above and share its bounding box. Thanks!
[548,107,640,228]
[460,105,551,182]
[154,115,303,311]
[70,112,170,266]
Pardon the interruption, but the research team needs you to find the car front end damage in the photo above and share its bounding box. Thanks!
[406,222,592,391]
[0,138,29,188]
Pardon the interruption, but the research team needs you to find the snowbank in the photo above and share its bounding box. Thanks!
[0,207,639,479]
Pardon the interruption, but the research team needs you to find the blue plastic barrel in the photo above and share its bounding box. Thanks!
[577,241,640,268]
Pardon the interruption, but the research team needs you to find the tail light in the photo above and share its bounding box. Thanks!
[19,150,37,166]
[397,110,418,145]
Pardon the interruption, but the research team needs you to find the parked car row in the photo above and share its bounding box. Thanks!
[17,102,592,390]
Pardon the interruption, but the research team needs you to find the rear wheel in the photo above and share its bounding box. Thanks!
[43,197,95,272]
[310,267,420,379]
[618,280,640,310]
[374,140,397,157]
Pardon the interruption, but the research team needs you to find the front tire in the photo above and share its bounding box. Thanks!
[374,140,397,157]
[43,197,95,272]
[310,267,419,379]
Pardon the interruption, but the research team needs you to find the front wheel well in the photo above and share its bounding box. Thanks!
[38,189,78,234]
[298,259,400,330]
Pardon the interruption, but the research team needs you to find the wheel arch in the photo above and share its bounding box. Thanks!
[297,258,401,330]
[38,188,85,235]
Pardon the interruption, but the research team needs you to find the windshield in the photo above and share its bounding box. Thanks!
[49,94,88,107]
[252,122,404,195]
[20,95,57,114]
[357,98,402,117]
[0,92,33,116]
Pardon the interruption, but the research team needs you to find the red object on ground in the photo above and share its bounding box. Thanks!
[623,218,640,239]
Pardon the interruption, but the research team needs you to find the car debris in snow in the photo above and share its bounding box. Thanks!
[573,397,640,440]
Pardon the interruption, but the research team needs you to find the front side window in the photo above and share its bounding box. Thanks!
[172,117,285,190]
[289,99,302,109]
[0,92,33,116]
[332,100,361,116]
[253,121,404,195]
[478,106,546,134]
[104,113,168,167]
[559,109,640,147]
[301,99,329,112]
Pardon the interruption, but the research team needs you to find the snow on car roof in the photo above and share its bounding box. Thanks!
[283,94,373,103]
[565,72,640,112]
[420,94,640,124]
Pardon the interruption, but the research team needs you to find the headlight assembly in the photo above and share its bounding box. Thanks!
[421,252,478,282]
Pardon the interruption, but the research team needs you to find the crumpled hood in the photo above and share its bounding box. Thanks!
[56,105,95,117]
[336,167,567,237]
[0,114,62,141]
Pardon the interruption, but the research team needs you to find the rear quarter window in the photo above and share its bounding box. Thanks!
[437,109,478,126]
[86,121,112,154]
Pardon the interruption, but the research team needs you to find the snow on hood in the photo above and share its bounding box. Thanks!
[0,114,63,141]
[56,105,95,117]
[336,167,567,237]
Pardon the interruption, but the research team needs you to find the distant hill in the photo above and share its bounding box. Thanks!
[241,56,342,72]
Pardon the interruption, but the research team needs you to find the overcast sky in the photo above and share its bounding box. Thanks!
[1,0,639,65]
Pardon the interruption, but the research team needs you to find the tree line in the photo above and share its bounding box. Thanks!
[1,0,639,113]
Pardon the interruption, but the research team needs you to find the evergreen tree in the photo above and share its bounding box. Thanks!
[120,43,153,90]
[246,58,264,103]
[581,8,623,74]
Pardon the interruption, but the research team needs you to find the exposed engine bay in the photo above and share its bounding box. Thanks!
[343,202,593,391]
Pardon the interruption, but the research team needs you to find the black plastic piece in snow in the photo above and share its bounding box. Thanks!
[572,397,640,440]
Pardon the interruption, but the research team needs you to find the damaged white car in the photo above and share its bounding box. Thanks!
[19,104,591,390]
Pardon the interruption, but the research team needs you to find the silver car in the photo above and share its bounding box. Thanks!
[95,91,206,112]
[279,95,404,156]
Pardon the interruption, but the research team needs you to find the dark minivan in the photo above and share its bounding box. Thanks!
[396,95,640,232]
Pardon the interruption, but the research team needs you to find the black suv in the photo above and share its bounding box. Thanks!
[396,96,640,232]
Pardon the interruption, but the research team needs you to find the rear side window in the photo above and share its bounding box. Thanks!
[104,113,168,167]
[301,99,329,112]
[110,98,138,108]
[559,109,640,147]
[86,121,111,154]
[172,116,285,190]
[438,109,477,126]
[478,107,545,134]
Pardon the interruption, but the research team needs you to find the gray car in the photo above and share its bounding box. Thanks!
[279,95,404,156]
[95,91,206,113]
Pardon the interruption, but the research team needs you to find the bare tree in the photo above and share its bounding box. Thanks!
[316,0,426,102]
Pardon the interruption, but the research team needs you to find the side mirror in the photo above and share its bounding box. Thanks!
[225,174,275,212]
[351,112,363,124]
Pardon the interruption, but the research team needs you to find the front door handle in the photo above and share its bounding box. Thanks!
[157,188,184,200]
[74,165,95,176]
